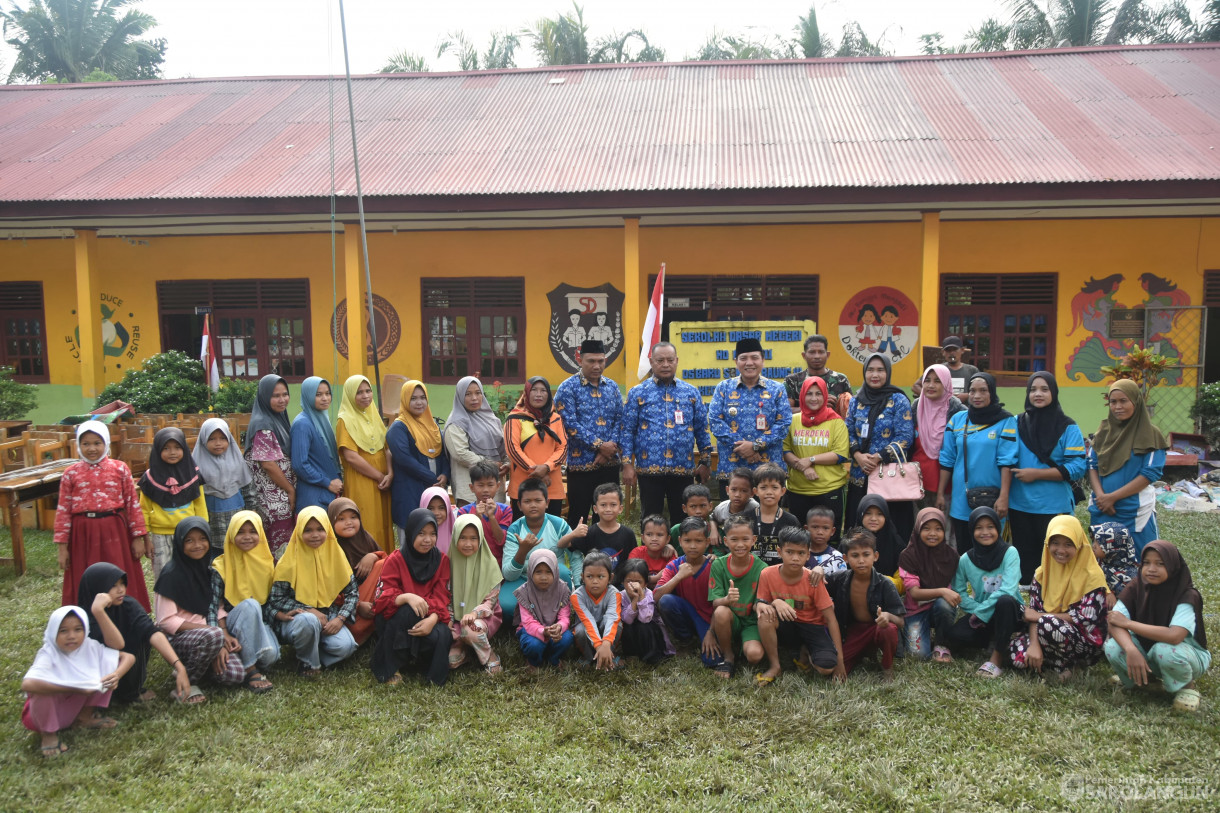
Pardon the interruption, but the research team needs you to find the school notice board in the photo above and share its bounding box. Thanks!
[670,321,817,400]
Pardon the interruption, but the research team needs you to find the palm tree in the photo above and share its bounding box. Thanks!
[691,31,779,60]
[1006,0,1164,47]
[591,30,664,63]
[380,50,429,73]
[794,4,833,58]
[437,30,520,71]
[526,2,589,66]
[2,0,162,83]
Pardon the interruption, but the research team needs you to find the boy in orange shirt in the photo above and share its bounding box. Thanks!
[756,527,846,683]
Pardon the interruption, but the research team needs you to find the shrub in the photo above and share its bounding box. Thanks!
[0,366,38,420]
[209,378,259,414]
[94,351,210,415]
[485,380,522,423]
[1191,382,1220,451]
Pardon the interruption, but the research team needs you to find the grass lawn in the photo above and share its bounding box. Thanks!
[1,510,1218,812]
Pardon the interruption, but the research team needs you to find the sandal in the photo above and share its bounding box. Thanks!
[448,652,468,670]
[297,662,321,679]
[137,689,156,703]
[931,646,953,664]
[73,710,118,729]
[484,659,502,675]
[384,672,403,686]
[1173,688,1202,713]
[713,660,736,680]
[170,685,207,705]
[244,672,274,694]
[39,738,68,758]
[976,662,1003,679]
[755,672,778,686]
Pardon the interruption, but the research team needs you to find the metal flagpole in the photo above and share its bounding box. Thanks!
[337,0,383,408]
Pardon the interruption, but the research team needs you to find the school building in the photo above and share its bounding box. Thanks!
[2,44,1220,430]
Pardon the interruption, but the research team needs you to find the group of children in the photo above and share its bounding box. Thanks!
[24,426,1211,757]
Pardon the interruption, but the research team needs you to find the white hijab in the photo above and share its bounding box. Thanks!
[75,420,111,466]
[193,418,253,499]
[24,606,118,692]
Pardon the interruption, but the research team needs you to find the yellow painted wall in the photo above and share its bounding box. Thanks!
[2,216,1217,399]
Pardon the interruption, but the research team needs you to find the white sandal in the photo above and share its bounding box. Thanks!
[1173,688,1201,713]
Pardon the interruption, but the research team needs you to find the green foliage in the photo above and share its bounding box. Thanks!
[1190,382,1220,449]
[527,2,589,65]
[2,0,164,84]
[1099,343,1179,398]
[208,378,258,415]
[380,50,429,73]
[0,366,37,420]
[484,380,521,423]
[437,30,520,70]
[94,351,210,415]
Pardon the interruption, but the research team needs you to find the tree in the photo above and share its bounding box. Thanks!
[1004,0,1194,48]
[965,18,1015,51]
[794,4,833,58]
[380,50,429,73]
[591,30,664,63]
[834,22,889,56]
[691,31,779,60]
[437,30,520,70]
[526,2,589,66]
[2,0,163,84]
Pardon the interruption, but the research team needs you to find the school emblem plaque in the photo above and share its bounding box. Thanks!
[546,283,625,373]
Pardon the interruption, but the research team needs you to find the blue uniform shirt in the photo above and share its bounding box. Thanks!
[553,374,623,473]
[707,376,791,478]
[1008,423,1086,515]
[622,376,712,477]
[938,413,1019,521]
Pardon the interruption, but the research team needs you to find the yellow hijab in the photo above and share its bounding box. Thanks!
[273,506,354,608]
[211,510,276,607]
[1035,515,1109,613]
[395,380,442,459]
[337,374,386,454]
[449,514,503,617]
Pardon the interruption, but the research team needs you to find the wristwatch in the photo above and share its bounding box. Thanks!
[753,440,766,453]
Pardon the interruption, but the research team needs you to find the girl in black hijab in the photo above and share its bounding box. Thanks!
[369,508,454,686]
[847,353,916,541]
[77,563,191,703]
[138,427,208,580]
[1009,372,1088,583]
[944,507,1024,678]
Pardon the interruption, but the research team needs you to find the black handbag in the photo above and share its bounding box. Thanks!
[963,424,1001,510]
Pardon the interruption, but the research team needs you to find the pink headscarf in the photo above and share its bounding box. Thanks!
[916,364,954,459]
[419,486,457,555]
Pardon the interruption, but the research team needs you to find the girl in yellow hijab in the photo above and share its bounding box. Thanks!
[334,375,394,551]
[210,511,279,692]
[268,507,359,676]
[1008,515,1110,680]
[386,381,451,540]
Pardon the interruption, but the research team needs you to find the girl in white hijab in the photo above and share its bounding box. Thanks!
[21,605,134,758]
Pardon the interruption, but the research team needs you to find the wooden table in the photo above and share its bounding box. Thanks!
[0,460,73,575]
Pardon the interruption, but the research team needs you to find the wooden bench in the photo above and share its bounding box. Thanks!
[0,459,74,574]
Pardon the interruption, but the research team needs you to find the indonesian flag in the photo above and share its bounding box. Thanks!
[637,263,665,380]
[200,314,220,391]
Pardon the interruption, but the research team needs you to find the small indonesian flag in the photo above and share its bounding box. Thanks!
[637,263,665,380]
[200,314,220,391]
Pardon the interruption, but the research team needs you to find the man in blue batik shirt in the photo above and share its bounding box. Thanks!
[554,339,624,525]
[708,337,791,496]
[622,341,713,525]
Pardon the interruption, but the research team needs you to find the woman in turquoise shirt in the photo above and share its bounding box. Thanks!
[936,373,1018,553]
[1009,372,1087,584]
[1087,380,1168,555]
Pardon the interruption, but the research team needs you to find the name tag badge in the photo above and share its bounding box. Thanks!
[756,414,767,431]
[860,422,869,438]
[952,377,965,393]
[674,409,685,425]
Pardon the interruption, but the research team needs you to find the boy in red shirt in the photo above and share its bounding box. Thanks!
[628,515,677,587]
[756,527,846,683]
[655,516,719,666]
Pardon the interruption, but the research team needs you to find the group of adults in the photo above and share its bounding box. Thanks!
[239,332,1169,584]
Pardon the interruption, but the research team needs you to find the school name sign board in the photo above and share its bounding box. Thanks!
[670,320,817,399]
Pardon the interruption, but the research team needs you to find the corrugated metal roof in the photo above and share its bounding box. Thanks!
[3,44,1220,203]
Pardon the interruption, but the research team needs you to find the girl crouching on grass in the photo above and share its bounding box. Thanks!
[209,511,280,693]
[1105,540,1210,713]
[372,508,453,687]
[269,508,359,677]
[515,549,573,670]
[447,515,503,675]
[616,558,674,665]
[22,606,134,758]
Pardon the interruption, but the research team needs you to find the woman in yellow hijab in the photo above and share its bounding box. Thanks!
[210,511,279,692]
[268,507,359,676]
[385,381,451,545]
[1008,515,1110,680]
[334,375,394,552]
